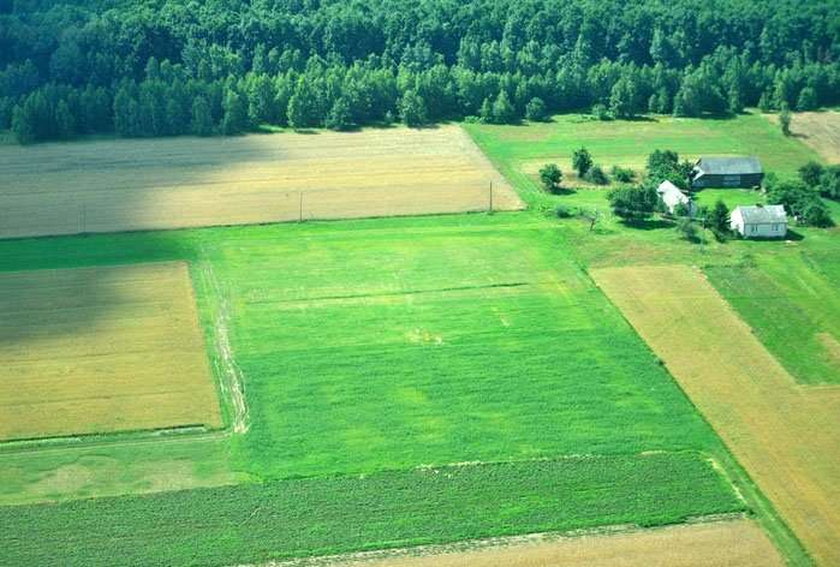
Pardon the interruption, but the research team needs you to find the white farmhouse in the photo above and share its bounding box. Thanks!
[730,204,787,238]
[657,180,694,215]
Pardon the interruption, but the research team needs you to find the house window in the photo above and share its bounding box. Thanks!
[772,224,778,231]
[750,225,757,233]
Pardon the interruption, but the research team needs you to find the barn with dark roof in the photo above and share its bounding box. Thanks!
[691,156,764,189]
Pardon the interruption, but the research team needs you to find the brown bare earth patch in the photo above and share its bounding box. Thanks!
[0,262,222,440]
[270,520,781,567]
[0,126,521,239]
[769,111,840,163]
[591,265,840,566]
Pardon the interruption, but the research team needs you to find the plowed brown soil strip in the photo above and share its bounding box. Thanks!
[283,520,780,567]
[591,265,840,566]
[0,126,521,239]
[0,262,222,440]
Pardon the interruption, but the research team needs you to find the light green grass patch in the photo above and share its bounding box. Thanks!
[204,217,726,479]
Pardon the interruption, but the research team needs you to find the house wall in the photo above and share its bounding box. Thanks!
[692,173,764,189]
[740,222,787,238]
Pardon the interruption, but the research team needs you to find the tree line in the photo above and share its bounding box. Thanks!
[1,0,839,143]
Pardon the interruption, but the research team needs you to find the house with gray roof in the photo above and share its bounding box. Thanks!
[730,204,787,238]
[691,156,764,189]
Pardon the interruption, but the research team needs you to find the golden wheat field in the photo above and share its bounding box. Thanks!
[591,265,840,567]
[0,126,521,239]
[327,520,781,567]
[0,262,222,440]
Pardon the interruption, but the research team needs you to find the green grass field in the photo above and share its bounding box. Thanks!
[706,249,840,385]
[0,213,745,564]
[2,454,742,567]
[464,115,840,564]
[4,112,836,566]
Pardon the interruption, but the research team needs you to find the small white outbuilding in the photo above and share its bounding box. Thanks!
[730,204,787,238]
[657,180,694,215]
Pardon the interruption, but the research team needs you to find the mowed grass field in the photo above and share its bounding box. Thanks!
[0,262,221,440]
[776,111,840,163]
[592,265,840,567]
[0,215,749,565]
[208,217,725,479]
[0,125,521,239]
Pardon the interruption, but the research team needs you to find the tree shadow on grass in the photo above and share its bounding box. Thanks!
[619,218,674,230]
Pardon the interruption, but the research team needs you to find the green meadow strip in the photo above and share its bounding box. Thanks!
[2,454,742,567]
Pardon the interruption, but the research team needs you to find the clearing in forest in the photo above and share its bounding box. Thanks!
[591,264,840,567]
[0,126,521,239]
[0,262,221,441]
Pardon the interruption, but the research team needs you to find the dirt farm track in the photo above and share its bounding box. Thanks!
[0,126,521,239]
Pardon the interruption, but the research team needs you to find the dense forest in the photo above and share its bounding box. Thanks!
[1,0,839,143]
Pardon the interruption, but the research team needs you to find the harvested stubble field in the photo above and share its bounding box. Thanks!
[325,519,781,567]
[0,126,521,239]
[592,265,840,567]
[0,262,221,440]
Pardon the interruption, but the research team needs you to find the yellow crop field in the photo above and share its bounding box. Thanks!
[0,262,222,440]
[0,126,522,239]
[329,520,781,567]
[591,265,840,567]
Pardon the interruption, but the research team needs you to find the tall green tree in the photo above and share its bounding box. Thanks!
[190,96,214,136]
[222,89,248,135]
[399,90,427,127]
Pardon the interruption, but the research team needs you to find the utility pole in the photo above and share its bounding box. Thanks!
[488,180,493,213]
[298,191,303,223]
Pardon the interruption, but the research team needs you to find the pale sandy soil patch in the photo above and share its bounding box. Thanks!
[262,520,781,567]
[0,126,521,239]
[0,262,222,440]
[591,265,840,566]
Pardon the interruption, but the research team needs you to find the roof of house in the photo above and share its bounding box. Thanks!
[695,156,763,175]
[657,180,689,204]
[734,204,787,224]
